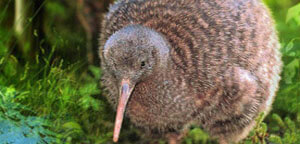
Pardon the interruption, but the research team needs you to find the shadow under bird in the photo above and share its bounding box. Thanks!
[99,0,282,143]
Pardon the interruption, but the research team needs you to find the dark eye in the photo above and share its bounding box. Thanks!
[140,61,146,68]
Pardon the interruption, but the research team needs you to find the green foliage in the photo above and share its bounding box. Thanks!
[184,127,214,144]
[273,2,300,117]
[276,37,300,115]
[238,112,300,144]
[241,113,269,144]
[0,50,115,143]
[268,113,300,144]
[43,0,86,61]
[0,86,57,144]
[286,3,300,26]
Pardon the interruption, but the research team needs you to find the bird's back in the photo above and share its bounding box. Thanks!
[100,0,281,91]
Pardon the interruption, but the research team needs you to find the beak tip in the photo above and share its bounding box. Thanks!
[113,137,118,143]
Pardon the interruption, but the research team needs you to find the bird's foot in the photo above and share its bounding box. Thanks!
[166,133,181,144]
[166,130,188,144]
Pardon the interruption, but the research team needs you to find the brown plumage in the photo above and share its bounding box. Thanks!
[98,0,282,143]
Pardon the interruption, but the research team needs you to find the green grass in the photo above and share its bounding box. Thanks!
[0,0,300,143]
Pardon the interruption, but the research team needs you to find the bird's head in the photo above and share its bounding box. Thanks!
[102,25,170,142]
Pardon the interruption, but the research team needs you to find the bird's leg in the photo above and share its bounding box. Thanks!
[166,129,189,144]
[166,133,180,144]
[219,136,228,144]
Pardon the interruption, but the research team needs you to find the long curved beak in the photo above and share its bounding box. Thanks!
[113,79,134,143]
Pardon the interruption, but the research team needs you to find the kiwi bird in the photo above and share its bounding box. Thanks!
[98,0,282,143]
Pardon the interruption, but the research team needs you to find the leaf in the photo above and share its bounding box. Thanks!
[284,59,299,84]
[3,55,18,77]
[89,65,102,80]
[0,87,57,144]
[283,40,294,54]
[62,121,82,132]
[272,114,285,129]
[286,3,300,25]
[284,117,296,132]
[34,29,38,37]
[269,134,283,144]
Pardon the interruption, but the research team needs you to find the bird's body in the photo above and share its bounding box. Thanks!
[99,0,282,143]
